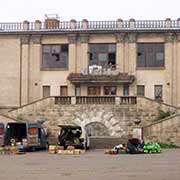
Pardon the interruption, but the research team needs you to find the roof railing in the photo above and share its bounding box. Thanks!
[0,19,179,31]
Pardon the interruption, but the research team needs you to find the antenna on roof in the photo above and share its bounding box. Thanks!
[45,14,60,20]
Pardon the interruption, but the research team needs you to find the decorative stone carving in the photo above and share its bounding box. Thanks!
[165,18,171,28]
[116,33,125,43]
[176,33,180,42]
[31,35,41,44]
[20,35,30,44]
[68,34,77,44]
[35,20,42,30]
[79,34,89,43]
[165,33,174,43]
[81,19,88,29]
[23,20,29,30]
[127,33,137,43]
[70,19,76,29]
[129,18,135,29]
[117,19,123,28]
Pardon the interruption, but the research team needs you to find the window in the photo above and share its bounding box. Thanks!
[43,86,50,98]
[104,86,117,95]
[137,85,145,96]
[28,128,38,135]
[0,128,4,135]
[154,85,163,101]
[42,44,68,69]
[89,44,116,67]
[60,86,68,96]
[75,84,81,96]
[123,84,129,96]
[137,43,164,67]
[88,86,101,96]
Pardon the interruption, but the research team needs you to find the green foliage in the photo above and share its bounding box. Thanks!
[143,142,161,153]
[159,143,179,148]
[16,114,24,121]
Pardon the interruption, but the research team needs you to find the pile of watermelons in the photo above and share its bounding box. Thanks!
[143,142,161,153]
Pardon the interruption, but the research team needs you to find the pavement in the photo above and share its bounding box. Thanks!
[0,149,180,180]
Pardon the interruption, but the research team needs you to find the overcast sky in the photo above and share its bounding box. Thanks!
[1,0,180,22]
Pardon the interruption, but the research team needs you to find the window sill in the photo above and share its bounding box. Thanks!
[41,68,69,71]
[136,67,165,70]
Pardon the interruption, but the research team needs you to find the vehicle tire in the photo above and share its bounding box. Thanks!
[45,142,49,150]
[30,146,36,152]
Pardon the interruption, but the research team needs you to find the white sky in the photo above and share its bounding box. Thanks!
[0,0,180,22]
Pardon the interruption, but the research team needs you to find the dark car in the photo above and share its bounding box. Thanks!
[0,121,48,151]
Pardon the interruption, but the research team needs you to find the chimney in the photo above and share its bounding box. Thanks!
[45,14,60,29]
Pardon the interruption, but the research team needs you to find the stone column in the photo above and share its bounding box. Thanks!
[176,33,180,106]
[68,34,77,73]
[128,33,137,75]
[20,35,30,105]
[128,33,137,96]
[164,33,174,104]
[172,35,178,106]
[29,35,42,101]
[78,34,89,72]
[116,33,125,72]
[68,34,77,96]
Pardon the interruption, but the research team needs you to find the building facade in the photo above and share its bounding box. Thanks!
[0,17,180,108]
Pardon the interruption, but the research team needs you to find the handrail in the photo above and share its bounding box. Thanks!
[0,20,179,31]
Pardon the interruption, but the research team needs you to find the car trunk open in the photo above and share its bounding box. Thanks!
[58,125,84,149]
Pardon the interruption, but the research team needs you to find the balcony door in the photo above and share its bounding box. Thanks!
[60,86,68,96]
[88,86,101,96]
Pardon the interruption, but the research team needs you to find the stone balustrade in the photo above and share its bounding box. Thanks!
[0,19,180,31]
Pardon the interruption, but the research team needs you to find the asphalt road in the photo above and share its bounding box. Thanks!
[0,149,180,180]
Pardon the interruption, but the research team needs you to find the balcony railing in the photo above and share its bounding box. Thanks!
[0,19,179,31]
[54,96,71,105]
[76,96,115,104]
[54,96,137,105]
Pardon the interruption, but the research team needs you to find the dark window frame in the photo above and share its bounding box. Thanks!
[87,86,101,96]
[123,84,129,96]
[75,84,81,96]
[137,85,145,96]
[154,85,163,101]
[60,86,68,96]
[42,85,51,98]
[89,43,116,68]
[42,44,69,70]
[137,43,164,68]
[103,86,117,96]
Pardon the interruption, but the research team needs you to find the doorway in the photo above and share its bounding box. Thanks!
[60,86,68,96]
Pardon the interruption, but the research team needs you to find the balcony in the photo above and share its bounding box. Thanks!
[54,96,137,105]
[68,73,135,84]
[68,65,135,84]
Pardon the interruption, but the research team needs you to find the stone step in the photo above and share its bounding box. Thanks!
[89,136,129,149]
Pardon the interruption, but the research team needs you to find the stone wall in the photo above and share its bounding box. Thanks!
[8,96,179,140]
[137,96,179,123]
[7,96,180,146]
[0,114,16,124]
[143,114,180,146]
